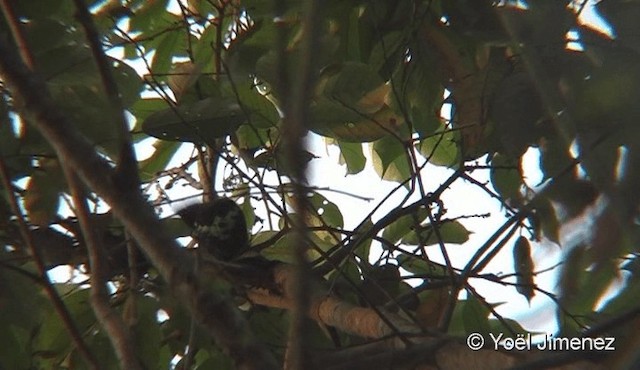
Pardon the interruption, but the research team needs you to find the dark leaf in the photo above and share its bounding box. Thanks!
[142,97,245,143]
[512,236,535,302]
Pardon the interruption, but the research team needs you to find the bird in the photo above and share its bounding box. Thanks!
[177,198,278,291]
[178,199,341,346]
[177,198,249,261]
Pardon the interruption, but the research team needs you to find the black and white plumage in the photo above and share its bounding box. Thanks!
[178,198,281,293]
[177,198,249,261]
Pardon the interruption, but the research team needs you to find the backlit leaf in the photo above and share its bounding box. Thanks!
[402,220,471,246]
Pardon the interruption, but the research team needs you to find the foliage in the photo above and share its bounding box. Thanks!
[1,0,640,369]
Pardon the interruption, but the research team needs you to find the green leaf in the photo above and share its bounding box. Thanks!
[227,20,278,77]
[558,246,617,333]
[402,220,471,246]
[263,231,334,263]
[228,77,280,129]
[128,0,170,33]
[285,191,344,229]
[49,84,121,155]
[84,331,119,369]
[249,309,288,348]
[142,97,245,143]
[240,193,256,229]
[381,208,428,245]
[261,232,295,263]
[139,140,181,181]
[234,124,271,150]
[112,59,143,107]
[193,23,219,67]
[448,298,490,336]
[397,255,449,279]
[337,140,366,174]
[399,35,444,136]
[152,29,183,75]
[193,352,234,370]
[418,130,460,168]
[371,135,411,183]
[490,153,523,203]
[131,296,163,369]
[24,18,73,53]
[462,297,491,336]
[34,288,94,364]
[0,326,30,370]
[130,98,172,133]
[12,0,67,19]
[367,31,407,78]
[308,99,405,142]
[251,230,281,248]
[0,266,50,332]
[319,62,386,110]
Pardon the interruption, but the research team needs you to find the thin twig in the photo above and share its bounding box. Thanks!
[0,0,34,67]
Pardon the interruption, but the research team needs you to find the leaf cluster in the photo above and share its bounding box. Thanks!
[2,0,640,369]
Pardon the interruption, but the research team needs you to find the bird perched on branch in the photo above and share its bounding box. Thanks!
[178,198,342,346]
[177,198,249,261]
[178,198,279,291]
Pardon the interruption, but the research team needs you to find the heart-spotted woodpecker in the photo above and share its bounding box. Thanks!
[177,198,249,261]
[178,198,280,293]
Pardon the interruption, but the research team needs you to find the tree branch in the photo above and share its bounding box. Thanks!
[0,158,101,370]
[247,265,420,340]
[276,0,322,367]
[0,36,278,370]
[64,169,142,370]
[72,0,140,188]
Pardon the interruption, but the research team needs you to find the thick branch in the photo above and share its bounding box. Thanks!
[73,0,140,186]
[247,265,420,340]
[0,37,278,370]
[276,0,322,367]
[246,265,605,370]
[64,170,141,370]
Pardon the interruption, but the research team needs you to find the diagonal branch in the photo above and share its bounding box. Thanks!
[64,169,142,370]
[245,264,421,340]
[0,36,278,370]
[0,158,101,370]
[72,0,140,188]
